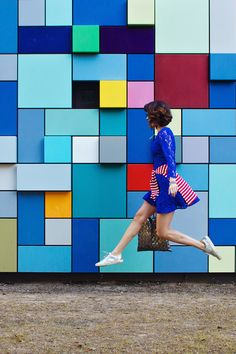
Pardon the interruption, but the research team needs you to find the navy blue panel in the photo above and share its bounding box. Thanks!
[210,82,236,108]
[209,219,236,246]
[0,0,17,53]
[72,219,99,272]
[128,109,153,163]
[101,26,155,53]
[0,82,17,135]
[18,26,72,53]
[73,0,127,25]
[18,192,45,245]
[128,54,154,81]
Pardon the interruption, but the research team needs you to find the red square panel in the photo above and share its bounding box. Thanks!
[127,164,153,190]
[155,54,209,108]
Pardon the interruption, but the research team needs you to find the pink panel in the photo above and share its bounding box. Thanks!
[155,54,209,108]
[128,81,154,108]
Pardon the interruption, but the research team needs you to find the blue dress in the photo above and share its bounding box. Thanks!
[143,126,200,213]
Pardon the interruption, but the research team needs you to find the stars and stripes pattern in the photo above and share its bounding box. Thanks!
[150,164,199,205]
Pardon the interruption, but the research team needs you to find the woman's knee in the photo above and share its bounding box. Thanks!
[133,210,147,225]
[156,226,168,238]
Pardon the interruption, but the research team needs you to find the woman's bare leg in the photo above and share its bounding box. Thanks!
[155,211,205,251]
[111,201,156,256]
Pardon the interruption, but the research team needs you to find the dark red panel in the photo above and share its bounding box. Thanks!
[127,164,153,191]
[155,54,209,108]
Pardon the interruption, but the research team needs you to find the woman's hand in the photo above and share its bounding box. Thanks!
[168,180,178,197]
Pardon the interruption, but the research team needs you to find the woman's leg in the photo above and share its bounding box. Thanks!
[155,211,205,251]
[111,201,156,256]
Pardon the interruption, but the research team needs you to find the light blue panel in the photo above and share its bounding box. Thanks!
[177,164,208,190]
[100,219,153,273]
[18,246,71,272]
[18,109,44,163]
[0,55,17,80]
[210,54,236,80]
[45,109,99,135]
[0,0,17,53]
[183,109,236,136]
[127,192,146,218]
[0,137,17,163]
[154,246,207,273]
[46,0,72,25]
[209,164,236,218]
[73,54,126,80]
[210,137,236,163]
[19,0,45,26]
[100,109,126,136]
[0,192,17,217]
[100,136,126,163]
[44,136,71,163]
[18,54,72,108]
[17,164,71,191]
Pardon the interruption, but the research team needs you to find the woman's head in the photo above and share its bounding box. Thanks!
[144,100,172,128]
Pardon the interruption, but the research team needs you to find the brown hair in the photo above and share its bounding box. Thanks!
[144,100,173,127]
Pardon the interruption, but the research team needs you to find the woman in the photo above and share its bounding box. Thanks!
[95,100,222,267]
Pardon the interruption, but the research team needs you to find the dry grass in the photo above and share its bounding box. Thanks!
[0,281,235,353]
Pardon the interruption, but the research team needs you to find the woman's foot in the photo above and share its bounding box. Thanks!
[95,252,123,267]
[200,236,222,260]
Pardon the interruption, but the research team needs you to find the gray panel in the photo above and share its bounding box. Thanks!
[0,137,17,163]
[170,192,208,244]
[0,165,17,191]
[183,137,209,163]
[100,136,126,163]
[17,164,71,191]
[0,55,17,80]
[45,219,71,245]
[210,0,236,53]
[19,0,45,26]
[0,192,17,217]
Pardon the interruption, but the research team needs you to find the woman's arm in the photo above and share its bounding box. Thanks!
[158,128,176,179]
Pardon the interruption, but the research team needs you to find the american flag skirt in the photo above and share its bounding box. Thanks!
[150,164,199,206]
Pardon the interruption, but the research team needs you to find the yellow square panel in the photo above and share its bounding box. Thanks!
[209,246,235,273]
[45,192,72,218]
[100,80,127,108]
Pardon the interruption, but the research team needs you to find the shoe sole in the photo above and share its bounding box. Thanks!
[204,236,222,260]
[95,259,124,267]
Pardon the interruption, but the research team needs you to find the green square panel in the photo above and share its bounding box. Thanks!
[99,219,153,273]
[100,109,126,136]
[73,25,99,53]
[73,164,126,217]
[209,164,236,218]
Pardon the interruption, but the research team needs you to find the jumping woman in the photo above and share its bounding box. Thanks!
[95,100,222,267]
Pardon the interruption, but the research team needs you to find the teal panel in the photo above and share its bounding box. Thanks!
[18,54,72,108]
[155,0,209,53]
[45,109,99,135]
[18,246,71,272]
[177,164,208,190]
[99,219,153,273]
[183,109,236,136]
[73,164,126,217]
[209,164,236,218]
[44,136,71,163]
[100,109,126,136]
[46,0,72,25]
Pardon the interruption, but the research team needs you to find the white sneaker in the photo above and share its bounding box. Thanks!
[95,251,123,267]
[200,236,222,260]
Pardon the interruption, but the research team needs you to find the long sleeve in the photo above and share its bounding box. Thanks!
[158,128,176,178]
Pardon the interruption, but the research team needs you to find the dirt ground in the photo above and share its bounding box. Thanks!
[0,281,235,354]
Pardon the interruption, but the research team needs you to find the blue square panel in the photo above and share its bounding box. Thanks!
[177,164,208,190]
[44,136,71,163]
[72,219,99,272]
[128,54,154,80]
[100,109,126,136]
[0,82,17,135]
[18,54,72,108]
[18,246,71,272]
[209,219,236,246]
[154,246,207,273]
[0,0,17,53]
[127,191,147,218]
[210,82,236,108]
[73,0,127,25]
[210,54,236,80]
[73,164,126,217]
[210,137,236,163]
[128,109,153,163]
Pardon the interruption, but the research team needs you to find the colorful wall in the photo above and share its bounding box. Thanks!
[0,0,235,274]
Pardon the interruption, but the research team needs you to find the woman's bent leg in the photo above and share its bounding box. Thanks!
[111,201,156,256]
